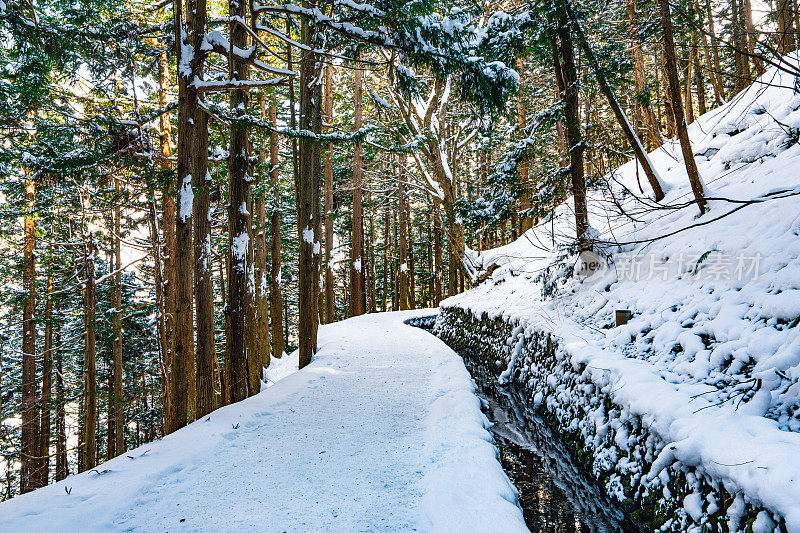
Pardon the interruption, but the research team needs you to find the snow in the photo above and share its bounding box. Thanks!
[302,225,314,244]
[178,174,193,222]
[445,53,800,528]
[230,230,249,270]
[0,311,526,533]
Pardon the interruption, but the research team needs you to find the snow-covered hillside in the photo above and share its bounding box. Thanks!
[0,312,526,533]
[446,55,800,530]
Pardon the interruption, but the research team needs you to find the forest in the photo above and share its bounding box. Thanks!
[1,0,799,515]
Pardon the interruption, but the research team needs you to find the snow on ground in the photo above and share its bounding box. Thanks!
[450,54,800,528]
[0,311,526,533]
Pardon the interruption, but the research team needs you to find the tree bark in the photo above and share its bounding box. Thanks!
[170,0,196,433]
[777,0,796,54]
[21,177,37,493]
[704,0,726,103]
[566,0,665,201]
[54,319,67,481]
[159,46,179,430]
[297,13,322,368]
[189,0,214,417]
[517,58,534,233]
[226,0,252,402]
[398,157,410,310]
[269,94,285,358]
[111,177,124,458]
[553,15,590,250]
[349,64,366,316]
[255,95,270,374]
[432,198,443,305]
[82,235,97,470]
[148,194,169,431]
[324,67,335,324]
[37,241,54,485]
[660,0,707,214]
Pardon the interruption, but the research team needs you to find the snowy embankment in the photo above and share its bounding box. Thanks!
[443,55,800,530]
[0,311,526,533]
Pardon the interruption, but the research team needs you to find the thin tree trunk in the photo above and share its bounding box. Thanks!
[148,194,169,431]
[82,235,97,470]
[111,177,124,458]
[553,16,590,250]
[269,94,284,358]
[383,206,389,312]
[517,58,534,233]
[685,51,695,123]
[38,244,53,486]
[21,177,37,492]
[693,39,707,116]
[193,0,213,416]
[256,95,270,372]
[408,211,416,310]
[566,0,665,201]
[433,199,443,305]
[705,0,726,102]
[350,64,366,316]
[398,158,410,310]
[743,0,763,75]
[324,67,335,324]
[660,0,707,214]
[156,45,178,430]
[367,194,377,313]
[777,0,796,54]
[226,0,251,402]
[54,319,67,481]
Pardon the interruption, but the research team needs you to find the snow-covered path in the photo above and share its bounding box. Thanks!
[0,310,526,533]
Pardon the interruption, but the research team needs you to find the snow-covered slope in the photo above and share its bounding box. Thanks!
[448,55,800,529]
[0,311,526,533]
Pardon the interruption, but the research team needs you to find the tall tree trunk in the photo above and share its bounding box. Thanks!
[685,51,695,123]
[777,0,796,54]
[349,64,366,317]
[398,158,410,310]
[297,14,322,369]
[733,0,751,92]
[660,0,707,213]
[21,176,37,493]
[382,206,389,312]
[310,80,323,351]
[367,193,377,313]
[111,177,124,458]
[433,198,443,305]
[269,94,285,358]
[517,58,534,233]
[38,242,53,486]
[693,39,707,116]
[226,0,251,402]
[324,67,335,324]
[82,235,97,470]
[255,95,270,373]
[192,0,214,417]
[148,194,169,431]
[170,0,196,433]
[567,0,665,200]
[158,46,176,433]
[743,0,763,75]
[553,16,590,250]
[408,211,415,309]
[54,319,67,481]
[705,0,726,103]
